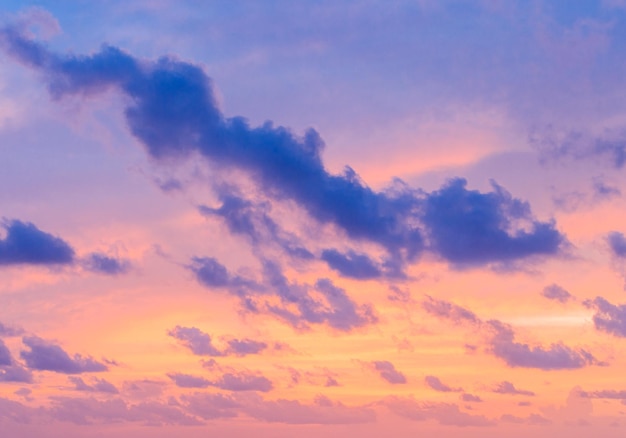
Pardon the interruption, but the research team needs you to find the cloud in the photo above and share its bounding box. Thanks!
[486,320,598,370]
[500,413,551,425]
[492,381,535,396]
[424,296,599,370]
[225,338,268,356]
[239,394,376,424]
[320,249,382,279]
[425,375,462,392]
[460,393,483,403]
[608,232,626,258]
[421,179,564,267]
[0,322,24,337]
[383,396,494,427]
[69,377,119,394]
[167,373,211,389]
[580,389,626,400]
[0,364,33,383]
[422,296,480,325]
[263,262,377,331]
[0,219,74,266]
[50,396,201,426]
[168,326,269,358]
[371,361,407,384]
[20,336,108,374]
[169,370,272,392]
[168,326,223,356]
[84,253,130,275]
[0,27,567,270]
[179,392,375,425]
[541,284,573,303]
[584,296,626,338]
[211,372,273,392]
[199,191,314,261]
[0,339,12,366]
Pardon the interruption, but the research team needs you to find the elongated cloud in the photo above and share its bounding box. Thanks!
[423,297,599,370]
[69,376,119,394]
[492,381,535,396]
[0,219,74,266]
[383,396,494,427]
[0,27,565,269]
[425,375,462,392]
[84,253,130,275]
[20,336,108,374]
[608,232,626,258]
[168,326,223,356]
[371,361,406,384]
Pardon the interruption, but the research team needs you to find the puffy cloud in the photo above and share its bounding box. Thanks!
[69,377,119,394]
[584,296,626,338]
[0,28,566,270]
[168,326,223,356]
[20,336,108,374]
[608,232,626,258]
[0,219,74,266]
[371,361,407,384]
[424,375,462,392]
[84,253,130,275]
[541,284,573,303]
[492,381,535,396]
[421,179,563,267]
[383,396,494,427]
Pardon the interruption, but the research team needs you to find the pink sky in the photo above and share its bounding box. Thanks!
[1,2,626,437]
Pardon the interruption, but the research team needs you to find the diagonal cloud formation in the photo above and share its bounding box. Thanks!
[0,24,566,270]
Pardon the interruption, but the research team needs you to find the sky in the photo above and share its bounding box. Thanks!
[1,1,626,436]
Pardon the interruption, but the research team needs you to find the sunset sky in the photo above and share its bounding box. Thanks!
[2,1,626,437]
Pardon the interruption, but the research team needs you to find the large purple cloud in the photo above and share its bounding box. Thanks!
[0,26,566,270]
[0,219,74,266]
